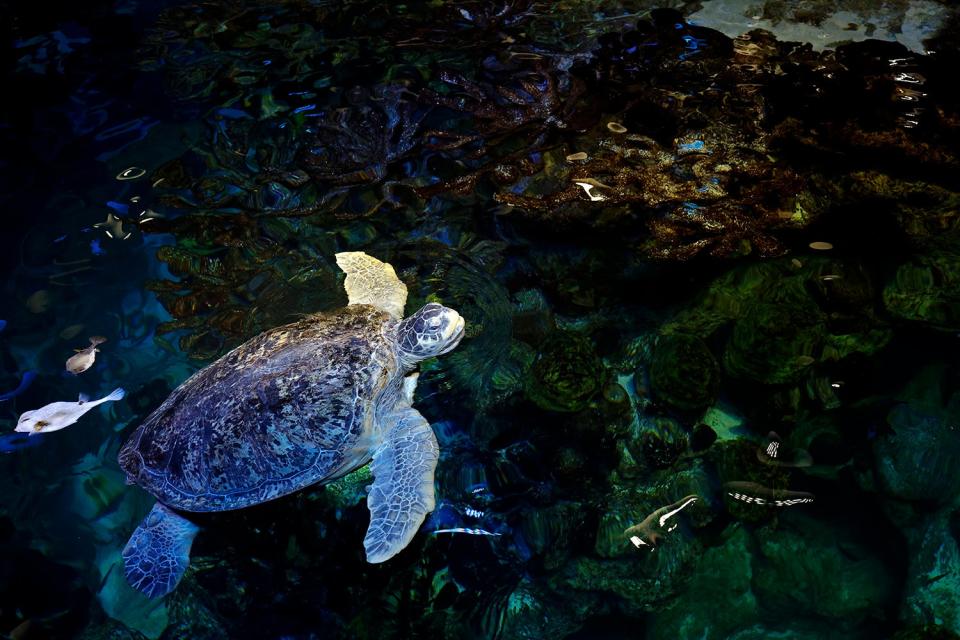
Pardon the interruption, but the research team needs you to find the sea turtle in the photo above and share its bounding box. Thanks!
[117,252,465,598]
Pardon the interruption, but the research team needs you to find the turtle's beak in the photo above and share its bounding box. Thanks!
[439,311,465,353]
[442,313,464,340]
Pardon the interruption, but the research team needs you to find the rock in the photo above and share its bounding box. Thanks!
[79,620,150,640]
[516,501,586,570]
[874,366,960,504]
[724,296,825,385]
[647,525,757,640]
[900,511,960,635]
[649,333,721,413]
[884,250,960,332]
[496,578,605,639]
[752,513,896,628]
[162,580,229,640]
[525,331,604,412]
[635,416,690,471]
[892,623,960,639]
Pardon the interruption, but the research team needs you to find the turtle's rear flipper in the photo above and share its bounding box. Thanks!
[364,408,438,563]
[122,502,200,598]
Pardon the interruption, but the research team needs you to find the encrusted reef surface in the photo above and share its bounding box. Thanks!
[3,0,960,638]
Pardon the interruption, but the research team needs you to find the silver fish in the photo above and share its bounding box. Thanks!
[15,388,125,436]
[66,336,107,374]
[432,527,501,537]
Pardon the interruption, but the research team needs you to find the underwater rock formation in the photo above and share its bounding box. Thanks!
[752,513,897,629]
[664,257,891,396]
[884,250,960,332]
[646,525,757,640]
[899,510,960,636]
[79,619,150,640]
[524,330,604,412]
[495,577,602,640]
[636,416,690,471]
[648,333,720,413]
[723,295,826,385]
[874,366,960,504]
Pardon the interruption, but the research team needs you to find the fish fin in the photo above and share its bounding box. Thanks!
[74,348,84,353]
[89,336,108,346]
[105,387,125,402]
[79,393,90,404]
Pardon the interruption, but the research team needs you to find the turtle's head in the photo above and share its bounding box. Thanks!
[396,302,465,366]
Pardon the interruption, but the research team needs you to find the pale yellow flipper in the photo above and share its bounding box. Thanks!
[335,251,408,319]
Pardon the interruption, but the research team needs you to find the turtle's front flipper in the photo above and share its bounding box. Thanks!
[364,408,438,563]
[122,502,200,598]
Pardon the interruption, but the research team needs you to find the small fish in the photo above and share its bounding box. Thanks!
[0,371,37,402]
[93,213,132,240]
[724,481,814,507]
[15,387,125,436]
[756,431,813,468]
[66,336,107,374]
[432,527,501,537]
[624,495,699,549]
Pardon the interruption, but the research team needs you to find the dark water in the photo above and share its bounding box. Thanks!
[3,1,960,638]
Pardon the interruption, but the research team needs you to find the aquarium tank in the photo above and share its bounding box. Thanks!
[2,0,960,638]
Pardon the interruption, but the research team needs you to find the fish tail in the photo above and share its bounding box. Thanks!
[89,336,108,346]
[105,387,126,402]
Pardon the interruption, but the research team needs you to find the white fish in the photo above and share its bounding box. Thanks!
[66,336,107,374]
[15,388,125,436]
[432,527,501,537]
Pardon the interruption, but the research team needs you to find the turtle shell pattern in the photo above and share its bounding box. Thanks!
[119,305,398,512]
